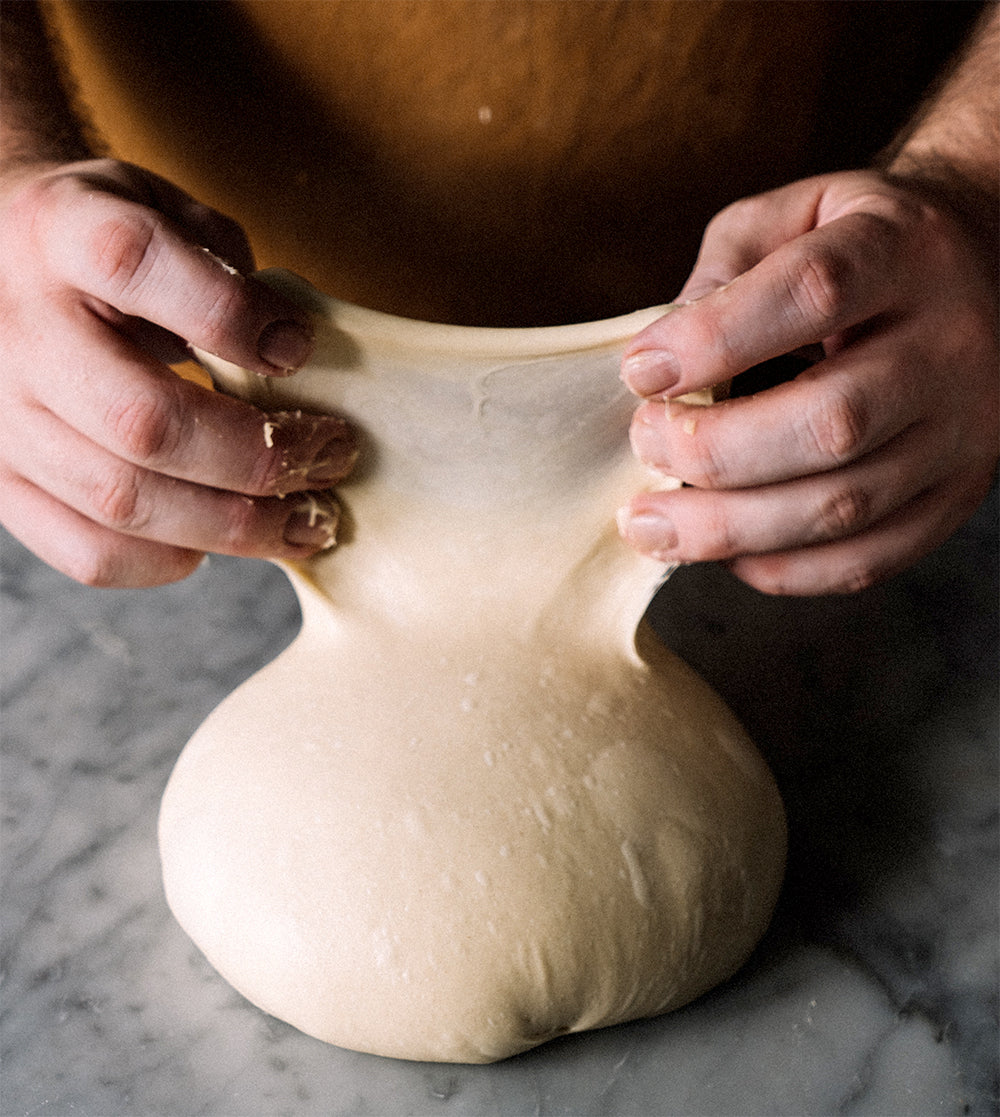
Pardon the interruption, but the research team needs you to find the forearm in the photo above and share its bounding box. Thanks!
[0,0,96,171]
[880,3,999,235]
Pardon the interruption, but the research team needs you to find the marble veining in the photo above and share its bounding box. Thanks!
[2,482,997,1116]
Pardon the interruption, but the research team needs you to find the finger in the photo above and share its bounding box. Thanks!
[622,209,905,398]
[68,160,257,275]
[39,179,314,375]
[0,471,204,588]
[56,164,256,363]
[7,408,342,560]
[140,171,257,274]
[27,311,357,497]
[725,479,985,596]
[627,337,927,490]
[618,419,946,565]
[96,310,194,366]
[673,178,835,304]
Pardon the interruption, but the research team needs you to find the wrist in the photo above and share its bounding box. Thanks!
[876,5,999,268]
[879,156,999,282]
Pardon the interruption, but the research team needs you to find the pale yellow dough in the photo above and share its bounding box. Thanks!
[159,272,786,1063]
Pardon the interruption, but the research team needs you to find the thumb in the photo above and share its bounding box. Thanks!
[674,176,837,304]
[673,232,759,305]
[674,275,731,305]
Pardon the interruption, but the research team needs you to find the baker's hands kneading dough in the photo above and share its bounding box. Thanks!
[0,159,357,587]
[618,169,998,596]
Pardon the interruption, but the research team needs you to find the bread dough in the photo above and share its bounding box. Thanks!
[158,272,786,1063]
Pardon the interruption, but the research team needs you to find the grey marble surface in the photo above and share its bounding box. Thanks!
[2,483,997,1117]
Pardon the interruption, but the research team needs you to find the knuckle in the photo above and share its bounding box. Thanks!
[837,560,884,595]
[858,194,914,235]
[11,169,78,217]
[675,434,728,488]
[732,549,885,597]
[802,390,869,463]
[655,403,732,488]
[728,555,791,596]
[691,503,741,561]
[244,444,289,496]
[7,176,53,233]
[216,493,264,550]
[676,310,740,383]
[87,467,149,532]
[815,486,872,538]
[64,542,140,589]
[105,388,183,465]
[87,210,159,294]
[783,244,853,329]
[195,281,251,354]
[65,541,201,589]
[700,203,740,243]
[64,550,122,589]
[706,193,758,234]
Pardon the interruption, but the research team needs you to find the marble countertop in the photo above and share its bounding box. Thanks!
[2,483,997,1117]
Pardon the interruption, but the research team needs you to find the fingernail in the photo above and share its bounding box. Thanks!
[265,412,359,492]
[258,319,314,372]
[620,350,678,396]
[283,494,340,551]
[617,508,678,558]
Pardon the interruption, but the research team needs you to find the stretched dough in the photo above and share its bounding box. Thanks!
[159,272,786,1063]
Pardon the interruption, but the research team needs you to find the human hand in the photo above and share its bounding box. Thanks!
[617,170,999,595]
[0,159,357,587]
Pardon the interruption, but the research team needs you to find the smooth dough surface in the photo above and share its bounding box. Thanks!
[160,618,785,1063]
[159,276,786,1063]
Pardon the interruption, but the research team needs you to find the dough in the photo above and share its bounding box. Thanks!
[159,272,786,1063]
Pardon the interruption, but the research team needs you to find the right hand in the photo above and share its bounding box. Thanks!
[0,159,357,587]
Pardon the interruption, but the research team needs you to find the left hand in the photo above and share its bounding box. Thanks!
[617,170,998,595]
